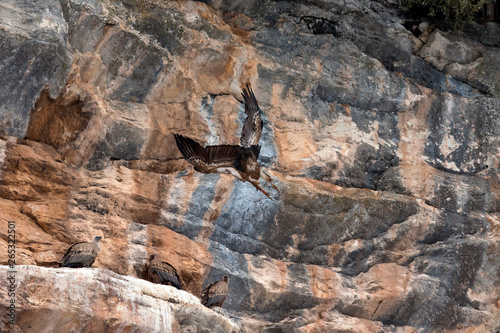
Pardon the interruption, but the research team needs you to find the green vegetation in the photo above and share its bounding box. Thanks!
[402,0,486,30]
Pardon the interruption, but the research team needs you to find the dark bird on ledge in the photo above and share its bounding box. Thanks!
[174,84,278,199]
[147,254,182,290]
[59,236,102,268]
[201,275,229,308]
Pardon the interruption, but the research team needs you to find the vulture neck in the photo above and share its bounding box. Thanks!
[239,151,260,179]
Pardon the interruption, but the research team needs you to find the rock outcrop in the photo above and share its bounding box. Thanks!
[0,265,238,333]
[0,0,499,332]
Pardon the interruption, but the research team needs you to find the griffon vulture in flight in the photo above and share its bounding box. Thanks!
[201,275,229,308]
[59,236,102,268]
[147,254,182,290]
[174,84,278,199]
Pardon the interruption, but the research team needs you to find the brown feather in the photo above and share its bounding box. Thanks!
[173,86,278,200]
[174,134,242,172]
[201,276,229,308]
[59,237,101,268]
[240,84,263,148]
[148,255,182,289]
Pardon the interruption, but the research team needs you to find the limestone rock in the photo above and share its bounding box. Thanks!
[418,29,500,96]
[0,0,499,332]
[0,265,239,333]
[0,0,72,137]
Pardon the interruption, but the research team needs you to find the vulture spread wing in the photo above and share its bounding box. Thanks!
[148,256,182,290]
[240,84,263,148]
[174,134,242,173]
[201,276,229,308]
[59,241,99,268]
[173,85,278,200]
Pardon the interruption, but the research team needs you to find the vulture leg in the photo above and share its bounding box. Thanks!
[260,169,279,192]
[249,180,273,200]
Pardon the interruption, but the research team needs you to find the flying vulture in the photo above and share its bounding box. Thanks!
[59,236,102,268]
[147,254,182,290]
[201,275,229,308]
[174,84,278,199]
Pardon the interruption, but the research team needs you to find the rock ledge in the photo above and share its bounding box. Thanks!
[0,265,239,333]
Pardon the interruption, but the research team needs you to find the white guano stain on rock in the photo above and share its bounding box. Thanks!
[200,95,219,145]
[40,17,59,30]
[0,139,6,171]
[160,172,200,228]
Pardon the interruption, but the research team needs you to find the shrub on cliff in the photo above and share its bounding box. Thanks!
[402,0,486,30]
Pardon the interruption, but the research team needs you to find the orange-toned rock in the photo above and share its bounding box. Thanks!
[0,0,499,332]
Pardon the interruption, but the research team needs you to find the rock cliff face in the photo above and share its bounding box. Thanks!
[0,0,499,332]
[0,265,238,333]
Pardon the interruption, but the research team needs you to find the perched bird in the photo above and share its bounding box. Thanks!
[174,84,278,199]
[147,254,182,290]
[59,236,102,268]
[201,275,229,308]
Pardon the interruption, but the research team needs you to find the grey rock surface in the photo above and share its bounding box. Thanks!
[0,0,498,332]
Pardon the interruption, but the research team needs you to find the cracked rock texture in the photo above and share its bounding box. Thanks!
[0,0,499,332]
